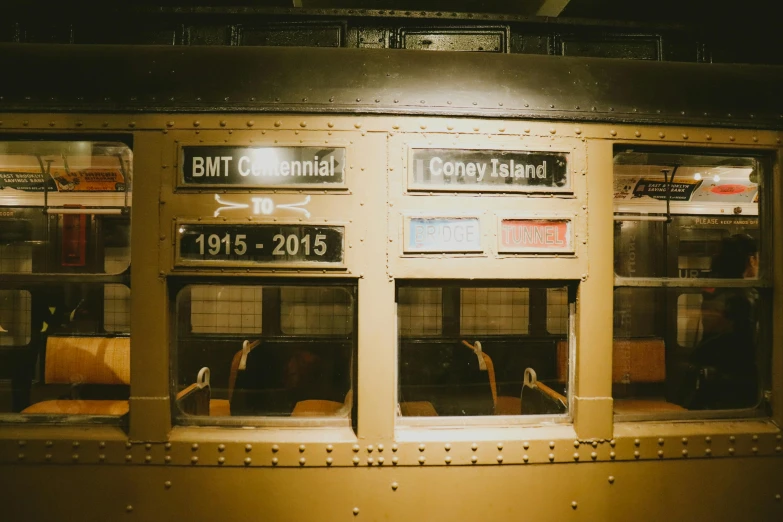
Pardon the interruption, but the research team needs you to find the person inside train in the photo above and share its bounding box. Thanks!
[683,233,759,410]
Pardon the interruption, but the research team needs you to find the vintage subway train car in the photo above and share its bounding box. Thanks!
[0,43,781,521]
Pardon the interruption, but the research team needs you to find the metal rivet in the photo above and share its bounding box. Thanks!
[75,121,82,127]
[354,123,362,129]
[572,501,577,510]
[17,453,24,460]
[658,132,665,138]
[610,451,616,459]
[353,444,360,453]
[392,444,398,452]
[682,449,688,457]
[191,443,199,451]
[392,457,399,465]
[591,441,598,449]
[391,482,399,491]
[46,441,53,448]
[125,455,132,462]
[752,447,758,453]
[272,444,279,452]
[126,505,133,513]
[573,453,579,461]
[218,444,225,452]
[778,435,783,441]
[549,441,555,449]
[635,451,641,459]
[164,456,171,463]
[574,127,582,135]
[420,124,426,130]
[418,456,426,464]
[218,457,225,464]
[326,444,334,453]
[444,443,451,451]
[752,435,759,442]
[657,450,663,458]
[776,446,781,453]
[523,441,530,450]
[471,443,478,451]
[658,438,665,446]
[682,438,688,445]
[418,444,426,452]
[353,507,360,516]
[72,441,80,448]
[610,129,617,136]
[46,454,53,461]
[497,442,504,450]
[164,481,172,489]
[682,134,688,140]
[219,120,226,127]
[635,131,641,137]
[299,457,306,466]
[326,457,333,466]
[523,454,529,463]
[246,120,255,127]
[272,457,279,465]
[550,128,556,134]
[298,444,305,453]
[706,134,712,140]
[378,457,384,465]
[608,476,615,484]
[274,121,282,127]
[729,436,736,443]
[705,448,712,456]
[729,136,735,141]
[548,453,555,462]
[591,452,597,460]
[497,455,503,463]
[191,456,198,464]
[145,443,152,450]
[776,494,781,501]
[445,456,452,464]
[705,437,712,443]
[193,121,200,127]
[634,439,640,447]
[471,456,478,464]
[729,447,736,455]
[753,136,758,142]
[353,456,360,465]
[367,445,374,453]
[144,455,151,463]
[524,128,530,133]
[129,122,136,128]
[573,440,580,448]
[609,440,616,447]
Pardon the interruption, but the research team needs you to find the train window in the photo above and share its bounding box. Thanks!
[0,141,132,420]
[173,283,355,422]
[613,150,769,417]
[397,282,572,418]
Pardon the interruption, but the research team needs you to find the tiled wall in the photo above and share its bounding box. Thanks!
[0,290,31,346]
[460,288,530,335]
[280,287,353,335]
[190,285,263,335]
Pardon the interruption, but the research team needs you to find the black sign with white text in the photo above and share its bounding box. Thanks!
[177,224,344,265]
[181,146,346,187]
[409,148,569,192]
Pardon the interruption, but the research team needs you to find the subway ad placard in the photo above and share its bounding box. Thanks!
[409,148,569,192]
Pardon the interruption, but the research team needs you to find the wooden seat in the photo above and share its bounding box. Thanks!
[399,401,438,416]
[22,336,130,416]
[291,399,343,416]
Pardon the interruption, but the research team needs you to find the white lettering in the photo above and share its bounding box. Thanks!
[192,157,204,177]
[430,157,443,176]
[238,156,250,176]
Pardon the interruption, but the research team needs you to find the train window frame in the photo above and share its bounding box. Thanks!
[612,146,773,422]
[0,136,133,426]
[395,279,576,427]
[169,277,358,429]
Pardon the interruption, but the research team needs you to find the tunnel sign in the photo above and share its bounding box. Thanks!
[404,217,482,253]
[409,148,569,193]
[499,219,573,254]
[180,146,346,188]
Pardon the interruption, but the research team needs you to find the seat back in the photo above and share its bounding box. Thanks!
[45,336,130,385]
[556,338,666,383]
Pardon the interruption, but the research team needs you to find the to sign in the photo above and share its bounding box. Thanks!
[499,219,573,254]
[177,223,344,266]
[404,217,482,253]
[180,146,346,188]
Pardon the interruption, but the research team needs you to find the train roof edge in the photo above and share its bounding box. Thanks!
[0,43,781,129]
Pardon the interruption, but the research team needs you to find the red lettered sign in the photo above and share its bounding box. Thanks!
[499,219,573,254]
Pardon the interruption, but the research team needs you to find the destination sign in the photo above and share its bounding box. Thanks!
[180,146,346,187]
[177,223,344,266]
[499,219,573,254]
[404,217,482,253]
[409,148,569,192]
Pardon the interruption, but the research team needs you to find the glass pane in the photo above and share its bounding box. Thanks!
[1,283,131,415]
[174,284,354,419]
[0,142,132,274]
[613,287,762,414]
[614,151,761,279]
[398,282,569,417]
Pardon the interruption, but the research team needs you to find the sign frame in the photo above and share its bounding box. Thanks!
[176,141,350,191]
[496,214,575,255]
[173,219,348,270]
[406,144,572,194]
[402,214,484,254]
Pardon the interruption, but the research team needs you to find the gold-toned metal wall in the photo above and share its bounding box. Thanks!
[0,113,780,521]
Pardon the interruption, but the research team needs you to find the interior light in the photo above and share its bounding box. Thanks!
[693,173,702,180]
[713,174,721,182]
[178,226,185,234]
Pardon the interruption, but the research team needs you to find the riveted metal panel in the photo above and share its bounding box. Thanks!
[240,22,345,47]
[558,34,662,60]
[186,25,238,46]
[398,26,508,52]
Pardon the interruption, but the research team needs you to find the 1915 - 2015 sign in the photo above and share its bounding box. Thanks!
[409,148,569,192]
[177,223,344,267]
[180,146,346,188]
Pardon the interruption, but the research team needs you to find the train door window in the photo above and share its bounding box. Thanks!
[0,140,132,420]
[173,282,355,424]
[613,149,770,417]
[397,281,573,419]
